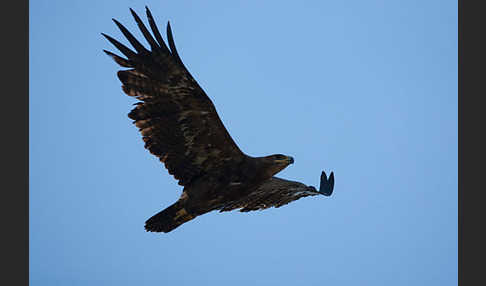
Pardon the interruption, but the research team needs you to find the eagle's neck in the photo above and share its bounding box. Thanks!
[244,155,284,182]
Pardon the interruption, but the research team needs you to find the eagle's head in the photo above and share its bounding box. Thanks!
[261,154,294,177]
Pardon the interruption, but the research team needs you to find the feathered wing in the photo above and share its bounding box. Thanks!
[219,171,334,212]
[219,177,322,212]
[103,7,244,186]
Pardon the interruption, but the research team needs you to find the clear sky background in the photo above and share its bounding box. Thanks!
[30,0,457,285]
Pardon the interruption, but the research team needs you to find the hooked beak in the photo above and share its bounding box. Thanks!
[288,156,294,164]
[274,156,294,165]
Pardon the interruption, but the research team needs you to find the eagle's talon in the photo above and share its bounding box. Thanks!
[319,171,334,196]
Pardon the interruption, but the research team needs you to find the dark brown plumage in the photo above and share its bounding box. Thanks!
[103,7,334,233]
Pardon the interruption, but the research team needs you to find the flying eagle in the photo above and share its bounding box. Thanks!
[103,7,334,233]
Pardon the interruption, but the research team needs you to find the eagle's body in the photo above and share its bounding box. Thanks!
[103,7,334,233]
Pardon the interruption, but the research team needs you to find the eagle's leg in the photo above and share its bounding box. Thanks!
[318,171,334,196]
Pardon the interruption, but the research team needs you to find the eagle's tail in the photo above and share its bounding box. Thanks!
[144,200,196,233]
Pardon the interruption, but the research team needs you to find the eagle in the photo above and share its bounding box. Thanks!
[103,7,335,233]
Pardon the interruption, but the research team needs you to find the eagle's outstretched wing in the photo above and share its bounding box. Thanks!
[103,7,244,186]
[219,171,334,212]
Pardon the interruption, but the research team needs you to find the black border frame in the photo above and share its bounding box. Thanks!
[3,0,29,285]
[458,0,484,285]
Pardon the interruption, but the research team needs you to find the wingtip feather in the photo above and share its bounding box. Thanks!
[102,32,136,58]
[112,17,148,54]
[145,6,170,52]
[129,6,159,50]
[319,170,334,196]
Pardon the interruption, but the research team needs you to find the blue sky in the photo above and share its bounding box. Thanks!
[30,0,457,285]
